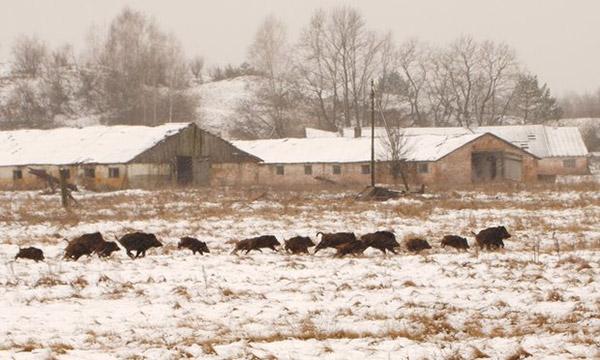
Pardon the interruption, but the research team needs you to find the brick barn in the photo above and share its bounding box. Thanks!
[334,124,590,181]
[211,132,539,188]
[0,123,257,191]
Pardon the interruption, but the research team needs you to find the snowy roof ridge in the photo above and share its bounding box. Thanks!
[0,123,192,167]
[232,133,492,164]
[331,125,588,158]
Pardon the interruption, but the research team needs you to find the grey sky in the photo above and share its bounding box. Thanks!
[0,0,598,95]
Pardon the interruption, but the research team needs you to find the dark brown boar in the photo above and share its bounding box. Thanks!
[64,232,107,260]
[472,226,510,250]
[314,232,357,253]
[15,247,44,262]
[178,237,209,255]
[334,240,369,257]
[405,238,432,253]
[118,232,163,259]
[231,235,280,254]
[284,236,315,254]
[97,241,120,258]
[441,235,470,251]
[361,231,400,254]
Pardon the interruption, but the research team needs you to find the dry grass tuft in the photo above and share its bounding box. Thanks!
[546,289,564,302]
[506,346,533,360]
[35,275,66,287]
[49,342,74,354]
[557,255,592,271]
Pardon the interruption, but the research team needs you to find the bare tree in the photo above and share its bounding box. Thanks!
[379,102,410,191]
[294,6,385,132]
[83,7,197,125]
[189,56,204,83]
[241,15,297,137]
[295,9,341,130]
[11,35,48,77]
[474,41,517,125]
[395,38,429,126]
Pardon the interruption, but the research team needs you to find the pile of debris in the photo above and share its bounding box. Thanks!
[355,185,425,201]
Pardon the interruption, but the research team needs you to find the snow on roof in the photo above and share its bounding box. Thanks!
[232,133,486,164]
[337,125,588,158]
[304,127,339,138]
[0,123,191,167]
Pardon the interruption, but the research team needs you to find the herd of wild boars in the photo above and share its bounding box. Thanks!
[12,226,512,262]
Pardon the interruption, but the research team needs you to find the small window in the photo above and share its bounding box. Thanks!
[361,164,371,174]
[563,159,576,168]
[332,165,341,175]
[84,168,96,178]
[13,169,23,180]
[520,143,529,150]
[527,134,536,140]
[417,163,429,174]
[108,167,120,178]
[304,165,312,175]
[60,169,70,179]
[275,165,284,175]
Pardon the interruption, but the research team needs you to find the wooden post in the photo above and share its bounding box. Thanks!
[370,79,375,187]
[59,168,69,208]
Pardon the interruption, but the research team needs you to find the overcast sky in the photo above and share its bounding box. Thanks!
[0,0,598,95]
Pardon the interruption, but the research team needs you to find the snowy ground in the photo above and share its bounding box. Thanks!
[0,186,599,359]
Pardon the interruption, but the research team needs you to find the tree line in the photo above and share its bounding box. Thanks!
[1,5,597,142]
[0,8,202,129]
[237,7,564,138]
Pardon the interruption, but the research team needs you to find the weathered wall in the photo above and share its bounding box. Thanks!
[0,164,128,190]
[211,163,260,187]
[537,157,589,176]
[211,161,430,188]
[431,134,538,184]
[127,163,173,189]
[133,125,257,164]
[0,124,259,191]
[210,134,539,188]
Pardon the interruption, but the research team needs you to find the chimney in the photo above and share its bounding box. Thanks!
[354,126,362,138]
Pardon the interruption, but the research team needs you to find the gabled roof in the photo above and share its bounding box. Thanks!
[232,132,529,164]
[331,125,589,158]
[0,123,192,166]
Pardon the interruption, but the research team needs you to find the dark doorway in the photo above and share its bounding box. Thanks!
[471,151,523,183]
[471,152,502,183]
[176,156,193,185]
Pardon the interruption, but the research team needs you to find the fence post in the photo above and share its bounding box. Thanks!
[59,168,69,208]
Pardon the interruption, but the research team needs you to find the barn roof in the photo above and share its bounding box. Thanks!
[0,123,192,166]
[332,125,588,158]
[232,132,529,164]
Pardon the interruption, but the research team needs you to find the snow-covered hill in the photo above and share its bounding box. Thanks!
[193,75,263,139]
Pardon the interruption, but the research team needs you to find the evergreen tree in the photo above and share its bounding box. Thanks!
[511,74,561,123]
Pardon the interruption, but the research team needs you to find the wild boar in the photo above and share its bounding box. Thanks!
[15,247,44,262]
[314,232,357,253]
[284,236,315,254]
[472,226,510,250]
[118,232,163,259]
[361,231,400,254]
[441,235,470,251]
[178,237,209,255]
[334,240,369,257]
[231,235,280,255]
[64,232,108,260]
[405,238,432,253]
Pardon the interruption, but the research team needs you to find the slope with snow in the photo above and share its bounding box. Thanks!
[193,76,262,139]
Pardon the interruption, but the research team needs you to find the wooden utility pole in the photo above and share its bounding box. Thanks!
[370,79,375,187]
[59,168,69,208]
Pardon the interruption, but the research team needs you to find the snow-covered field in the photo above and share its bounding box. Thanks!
[0,186,599,359]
